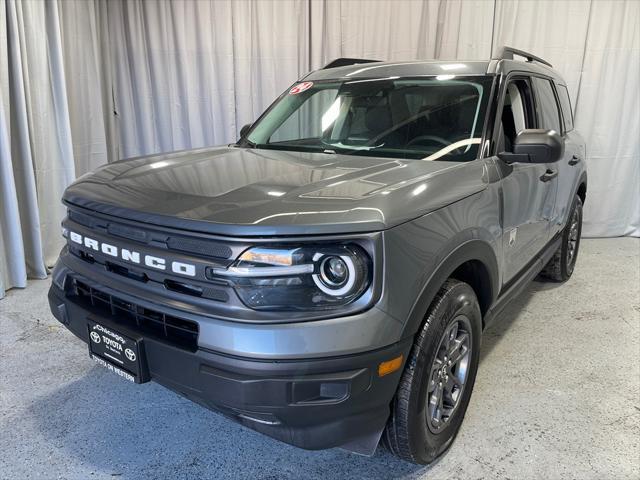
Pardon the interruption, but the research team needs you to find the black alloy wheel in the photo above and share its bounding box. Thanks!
[426,315,473,433]
[541,194,583,281]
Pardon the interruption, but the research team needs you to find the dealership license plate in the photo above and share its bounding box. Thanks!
[87,320,148,383]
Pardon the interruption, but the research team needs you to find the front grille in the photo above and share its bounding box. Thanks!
[72,279,199,351]
[67,207,237,262]
[167,236,232,259]
[69,210,94,228]
[107,223,149,243]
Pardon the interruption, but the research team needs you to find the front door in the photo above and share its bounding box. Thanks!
[497,77,557,284]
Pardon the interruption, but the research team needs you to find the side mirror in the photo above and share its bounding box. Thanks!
[239,123,252,139]
[498,129,564,164]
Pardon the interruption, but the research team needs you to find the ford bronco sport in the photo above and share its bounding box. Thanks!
[49,47,586,464]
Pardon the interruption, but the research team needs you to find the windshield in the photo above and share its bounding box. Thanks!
[244,76,493,161]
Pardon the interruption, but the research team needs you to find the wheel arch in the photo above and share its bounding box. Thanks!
[403,239,500,338]
[450,260,493,318]
[577,174,587,205]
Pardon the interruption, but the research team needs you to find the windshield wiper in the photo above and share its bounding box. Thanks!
[253,143,338,154]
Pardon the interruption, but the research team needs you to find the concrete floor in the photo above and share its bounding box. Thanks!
[0,238,638,480]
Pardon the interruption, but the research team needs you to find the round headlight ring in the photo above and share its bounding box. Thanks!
[312,254,357,296]
[320,256,349,287]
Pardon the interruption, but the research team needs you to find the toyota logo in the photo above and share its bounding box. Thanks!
[90,331,101,344]
[125,348,136,362]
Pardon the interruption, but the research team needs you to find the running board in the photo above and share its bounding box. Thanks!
[484,234,562,326]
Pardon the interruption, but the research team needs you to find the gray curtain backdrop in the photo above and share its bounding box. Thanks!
[1,0,75,298]
[1,0,639,298]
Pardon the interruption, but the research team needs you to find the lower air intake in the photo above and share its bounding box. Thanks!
[72,279,199,351]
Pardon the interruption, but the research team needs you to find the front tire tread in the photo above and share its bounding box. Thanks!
[383,279,478,464]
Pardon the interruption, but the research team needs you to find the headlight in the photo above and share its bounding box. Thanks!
[209,244,371,311]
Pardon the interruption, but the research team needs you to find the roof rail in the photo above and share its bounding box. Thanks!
[495,46,552,68]
[322,58,380,69]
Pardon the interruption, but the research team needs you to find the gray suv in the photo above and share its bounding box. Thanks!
[48,47,586,464]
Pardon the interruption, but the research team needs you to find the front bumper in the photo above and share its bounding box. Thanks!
[48,280,411,451]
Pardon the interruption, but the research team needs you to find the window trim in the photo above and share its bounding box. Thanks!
[491,72,538,156]
[554,83,575,134]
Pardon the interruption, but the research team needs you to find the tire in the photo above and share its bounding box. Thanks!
[383,279,482,464]
[541,194,583,282]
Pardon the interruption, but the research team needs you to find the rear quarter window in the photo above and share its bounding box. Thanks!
[556,84,574,132]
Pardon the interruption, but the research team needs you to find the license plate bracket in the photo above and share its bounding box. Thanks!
[87,319,150,383]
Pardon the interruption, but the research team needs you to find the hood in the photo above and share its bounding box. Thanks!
[63,146,488,236]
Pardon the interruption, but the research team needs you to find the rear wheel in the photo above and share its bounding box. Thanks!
[541,194,583,282]
[383,279,482,464]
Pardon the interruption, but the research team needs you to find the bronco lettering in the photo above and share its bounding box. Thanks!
[68,231,196,277]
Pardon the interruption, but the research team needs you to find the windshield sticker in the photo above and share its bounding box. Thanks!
[289,82,313,95]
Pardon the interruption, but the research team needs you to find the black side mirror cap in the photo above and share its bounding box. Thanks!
[498,129,564,164]
[239,123,252,139]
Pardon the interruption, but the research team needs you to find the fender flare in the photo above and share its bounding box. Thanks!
[402,238,500,338]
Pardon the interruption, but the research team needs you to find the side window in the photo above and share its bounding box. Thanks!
[556,84,574,132]
[532,77,562,133]
[499,78,535,152]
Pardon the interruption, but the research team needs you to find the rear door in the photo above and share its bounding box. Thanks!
[549,82,585,237]
[497,76,557,284]
[531,77,568,237]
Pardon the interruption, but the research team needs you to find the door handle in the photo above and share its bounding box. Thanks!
[540,169,558,182]
[568,155,581,166]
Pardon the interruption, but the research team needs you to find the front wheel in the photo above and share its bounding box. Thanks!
[383,279,482,464]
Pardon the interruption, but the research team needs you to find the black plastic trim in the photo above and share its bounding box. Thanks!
[404,238,500,337]
[322,58,380,69]
[484,232,561,326]
[495,46,553,68]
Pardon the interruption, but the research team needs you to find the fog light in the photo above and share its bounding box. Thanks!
[378,355,403,377]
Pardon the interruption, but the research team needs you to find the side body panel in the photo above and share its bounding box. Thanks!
[497,160,555,283]
[552,129,587,235]
[381,159,503,340]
